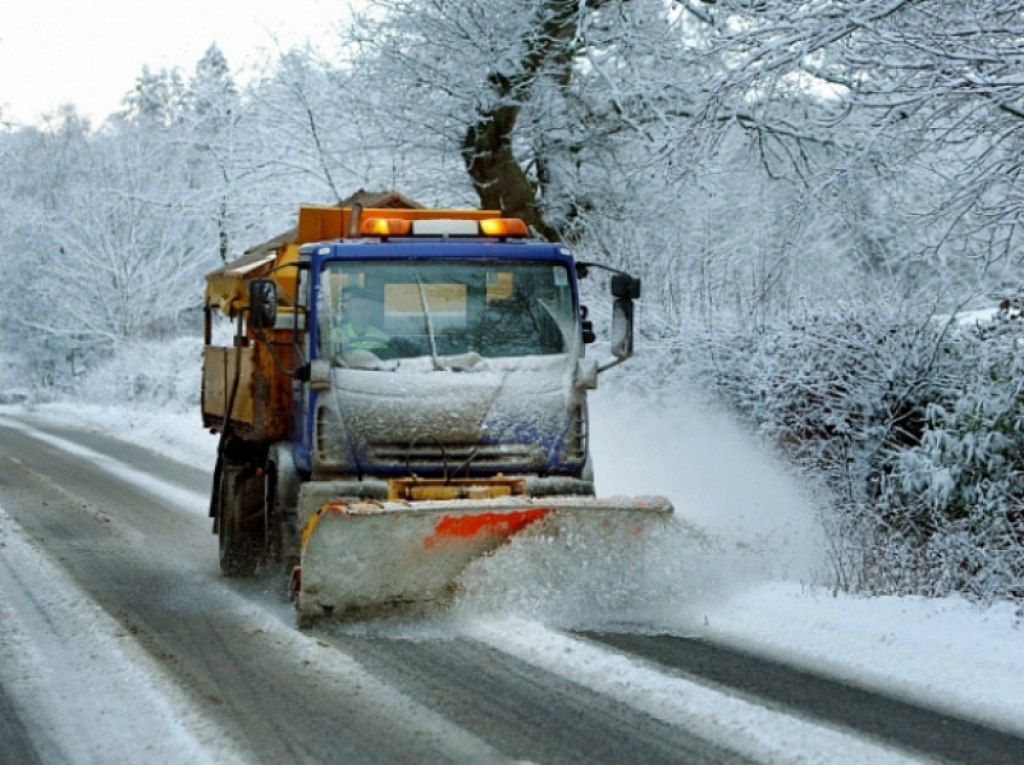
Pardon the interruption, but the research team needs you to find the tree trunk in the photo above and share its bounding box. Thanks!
[461,0,593,242]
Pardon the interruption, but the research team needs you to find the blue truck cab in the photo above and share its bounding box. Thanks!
[286,219,636,487]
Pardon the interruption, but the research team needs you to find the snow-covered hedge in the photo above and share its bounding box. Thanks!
[877,321,1024,600]
[71,336,203,412]
[676,303,1024,601]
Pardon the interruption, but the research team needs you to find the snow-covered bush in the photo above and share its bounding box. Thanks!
[690,305,955,499]
[874,319,1024,600]
[669,300,1024,601]
[72,336,203,412]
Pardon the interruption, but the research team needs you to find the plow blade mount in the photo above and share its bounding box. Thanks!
[294,494,672,623]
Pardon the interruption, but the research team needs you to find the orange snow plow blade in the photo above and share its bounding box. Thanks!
[293,493,673,624]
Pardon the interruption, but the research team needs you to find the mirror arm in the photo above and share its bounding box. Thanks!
[576,261,628,277]
[575,262,640,300]
[597,356,628,373]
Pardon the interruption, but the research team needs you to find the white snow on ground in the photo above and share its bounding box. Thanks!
[15,401,219,470]
[0,412,209,515]
[0,506,248,765]
[6,394,1024,746]
[691,582,1024,738]
[468,618,932,765]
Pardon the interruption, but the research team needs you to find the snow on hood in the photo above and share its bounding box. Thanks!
[316,354,580,473]
[338,354,572,441]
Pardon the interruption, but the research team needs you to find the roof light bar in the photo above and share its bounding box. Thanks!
[359,216,530,239]
[480,218,528,238]
[360,218,412,237]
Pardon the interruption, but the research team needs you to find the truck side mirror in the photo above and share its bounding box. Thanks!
[610,298,634,360]
[611,274,641,300]
[249,279,277,330]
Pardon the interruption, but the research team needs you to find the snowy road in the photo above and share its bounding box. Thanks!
[0,416,1021,764]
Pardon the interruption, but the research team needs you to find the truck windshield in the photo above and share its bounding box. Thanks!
[318,260,575,362]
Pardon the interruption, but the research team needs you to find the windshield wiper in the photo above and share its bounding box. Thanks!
[416,276,447,371]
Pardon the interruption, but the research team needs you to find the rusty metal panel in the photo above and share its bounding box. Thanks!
[250,337,294,441]
[202,347,256,426]
[202,334,298,440]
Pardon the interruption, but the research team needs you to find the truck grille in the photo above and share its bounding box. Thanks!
[367,441,544,470]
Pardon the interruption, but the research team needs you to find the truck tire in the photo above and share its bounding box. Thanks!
[267,443,303,572]
[216,451,266,577]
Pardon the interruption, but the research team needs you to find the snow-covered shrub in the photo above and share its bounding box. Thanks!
[875,321,1024,600]
[666,300,1024,600]
[687,304,958,502]
[73,337,203,412]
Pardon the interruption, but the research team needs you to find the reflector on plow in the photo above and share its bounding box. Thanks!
[293,493,673,625]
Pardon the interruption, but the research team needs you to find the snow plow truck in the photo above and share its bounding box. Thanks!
[202,191,672,625]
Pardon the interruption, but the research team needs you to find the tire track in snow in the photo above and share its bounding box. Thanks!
[0,416,209,514]
[0,506,250,765]
[466,618,937,765]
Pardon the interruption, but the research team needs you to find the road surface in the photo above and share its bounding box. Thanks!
[0,415,1020,764]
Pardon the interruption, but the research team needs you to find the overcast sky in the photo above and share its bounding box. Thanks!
[0,0,339,126]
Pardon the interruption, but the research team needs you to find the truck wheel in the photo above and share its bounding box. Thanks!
[265,465,297,572]
[217,458,265,577]
[266,445,303,574]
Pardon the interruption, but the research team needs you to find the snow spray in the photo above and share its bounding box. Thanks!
[453,390,825,631]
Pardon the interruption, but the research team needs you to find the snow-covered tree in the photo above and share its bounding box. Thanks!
[26,129,213,343]
[121,65,187,127]
[697,0,1024,293]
